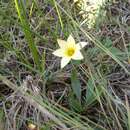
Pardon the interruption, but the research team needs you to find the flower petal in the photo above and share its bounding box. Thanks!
[61,57,71,68]
[72,50,84,60]
[67,35,76,47]
[57,39,66,48]
[76,42,88,50]
[53,49,64,57]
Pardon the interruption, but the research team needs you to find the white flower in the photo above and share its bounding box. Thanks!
[53,35,88,68]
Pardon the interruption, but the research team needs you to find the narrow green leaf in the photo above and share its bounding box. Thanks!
[41,50,46,74]
[86,77,97,107]
[0,109,4,121]
[68,93,83,112]
[86,77,103,107]
[103,37,113,48]
[41,126,51,130]
[71,69,81,102]
[53,0,63,30]
[14,0,41,70]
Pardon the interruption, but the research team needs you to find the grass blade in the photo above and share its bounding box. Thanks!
[14,0,41,70]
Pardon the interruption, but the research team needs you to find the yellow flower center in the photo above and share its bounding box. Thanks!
[66,47,75,57]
